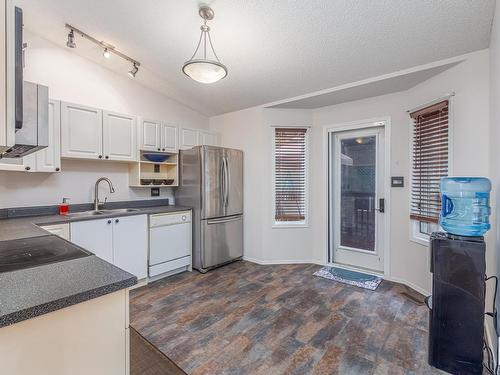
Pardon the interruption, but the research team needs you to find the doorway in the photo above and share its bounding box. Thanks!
[328,121,389,273]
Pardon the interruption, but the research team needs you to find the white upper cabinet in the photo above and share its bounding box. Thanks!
[161,123,178,152]
[61,102,103,160]
[199,130,220,147]
[36,99,61,172]
[103,111,137,161]
[139,118,161,152]
[179,127,220,149]
[179,127,200,150]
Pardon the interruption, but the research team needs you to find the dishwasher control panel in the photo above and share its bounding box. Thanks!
[150,211,192,227]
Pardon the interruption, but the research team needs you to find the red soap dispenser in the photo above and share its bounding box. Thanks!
[59,198,70,215]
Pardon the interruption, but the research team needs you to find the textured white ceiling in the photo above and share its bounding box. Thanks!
[15,0,495,116]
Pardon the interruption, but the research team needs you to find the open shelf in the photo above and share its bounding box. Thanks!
[129,151,179,188]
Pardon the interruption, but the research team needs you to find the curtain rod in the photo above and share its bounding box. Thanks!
[406,92,455,114]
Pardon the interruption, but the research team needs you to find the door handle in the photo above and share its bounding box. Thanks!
[207,216,241,225]
[223,157,230,207]
[376,198,385,213]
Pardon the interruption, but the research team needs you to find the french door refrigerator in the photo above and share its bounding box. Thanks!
[175,146,243,273]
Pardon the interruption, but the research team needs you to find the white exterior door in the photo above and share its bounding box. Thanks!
[61,102,103,160]
[71,218,113,263]
[112,215,148,279]
[103,111,137,161]
[140,118,161,151]
[330,126,386,272]
[161,123,178,152]
[179,127,199,150]
[36,99,61,172]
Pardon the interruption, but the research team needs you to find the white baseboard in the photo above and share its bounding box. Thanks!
[242,256,323,266]
[243,257,431,296]
[384,275,431,296]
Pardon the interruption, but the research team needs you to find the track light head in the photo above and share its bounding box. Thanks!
[103,48,111,59]
[66,29,76,48]
[128,63,139,78]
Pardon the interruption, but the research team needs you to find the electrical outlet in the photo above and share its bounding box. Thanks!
[151,188,160,197]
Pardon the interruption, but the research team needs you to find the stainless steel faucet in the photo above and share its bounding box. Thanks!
[94,177,115,210]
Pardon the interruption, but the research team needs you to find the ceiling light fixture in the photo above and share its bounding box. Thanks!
[64,24,140,77]
[128,63,139,78]
[66,29,76,48]
[182,6,227,84]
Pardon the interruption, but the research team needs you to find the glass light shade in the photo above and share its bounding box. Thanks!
[182,60,227,84]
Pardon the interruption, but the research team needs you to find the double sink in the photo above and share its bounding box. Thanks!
[67,208,140,219]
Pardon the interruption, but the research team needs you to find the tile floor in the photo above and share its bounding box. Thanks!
[130,261,447,375]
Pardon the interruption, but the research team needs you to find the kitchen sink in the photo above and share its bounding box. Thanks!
[66,208,140,218]
[67,210,106,218]
[99,208,141,214]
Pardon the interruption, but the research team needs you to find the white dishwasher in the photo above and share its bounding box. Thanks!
[149,211,192,279]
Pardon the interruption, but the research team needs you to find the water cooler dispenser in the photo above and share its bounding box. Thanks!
[427,177,491,374]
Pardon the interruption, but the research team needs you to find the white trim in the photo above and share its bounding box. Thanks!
[271,126,310,228]
[244,256,431,296]
[406,92,455,114]
[243,256,323,266]
[322,117,392,278]
[263,51,476,109]
[384,274,430,296]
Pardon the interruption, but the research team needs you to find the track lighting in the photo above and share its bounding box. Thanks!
[66,29,76,48]
[65,24,140,78]
[128,63,139,78]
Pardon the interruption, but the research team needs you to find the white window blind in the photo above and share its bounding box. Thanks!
[274,128,308,223]
[410,100,449,224]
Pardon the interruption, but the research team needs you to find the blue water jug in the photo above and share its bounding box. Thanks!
[440,177,491,236]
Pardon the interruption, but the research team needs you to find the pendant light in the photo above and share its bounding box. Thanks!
[182,6,227,84]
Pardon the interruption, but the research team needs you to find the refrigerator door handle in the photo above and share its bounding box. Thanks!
[207,215,242,225]
[220,157,226,209]
[223,156,230,207]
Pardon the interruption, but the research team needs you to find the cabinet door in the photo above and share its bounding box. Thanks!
[61,102,103,160]
[139,118,161,151]
[0,153,34,171]
[70,219,113,263]
[199,131,220,146]
[36,99,61,172]
[179,127,199,150]
[103,111,137,161]
[161,123,178,152]
[112,215,148,279]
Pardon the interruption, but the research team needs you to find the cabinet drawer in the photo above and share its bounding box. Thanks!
[150,211,191,227]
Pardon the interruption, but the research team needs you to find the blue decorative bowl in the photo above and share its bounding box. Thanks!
[143,153,169,163]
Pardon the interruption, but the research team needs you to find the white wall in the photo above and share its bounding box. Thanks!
[0,31,209,208]
[211,49,490,294]
[489,0,500,344]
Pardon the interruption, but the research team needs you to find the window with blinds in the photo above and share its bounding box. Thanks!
[274,127,308,223]
[410,100,449,224]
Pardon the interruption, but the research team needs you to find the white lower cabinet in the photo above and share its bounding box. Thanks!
[70,215,148,280]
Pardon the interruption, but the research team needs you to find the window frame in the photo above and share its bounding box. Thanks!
[409,95,454,245]
[271,126,310,228]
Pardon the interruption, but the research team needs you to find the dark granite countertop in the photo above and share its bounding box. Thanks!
[0,201,192,328]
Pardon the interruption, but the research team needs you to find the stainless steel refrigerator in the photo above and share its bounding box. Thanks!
[175,146,243,273]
